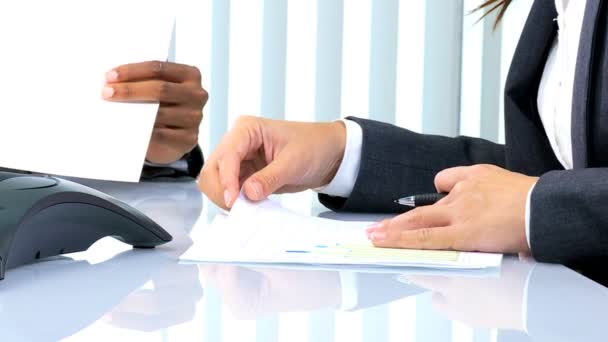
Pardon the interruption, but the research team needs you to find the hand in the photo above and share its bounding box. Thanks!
[102,61,208,164]
[198,116,346,210]
[367,164,538,254]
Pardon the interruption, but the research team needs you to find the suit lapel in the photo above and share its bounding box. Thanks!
[504,1,557,112]
[572,0,603,168]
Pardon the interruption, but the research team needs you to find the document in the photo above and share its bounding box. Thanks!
[181,194,503,270]
[0,1,174,181]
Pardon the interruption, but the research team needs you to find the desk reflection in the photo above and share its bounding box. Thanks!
[102,263,203,332]
[405,258,608,341]
[0,250,171,342]
[199,265,424,319]
[196,258,608,342]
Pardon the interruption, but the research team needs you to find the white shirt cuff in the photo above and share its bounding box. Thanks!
[525,183,536,249]
[338,271,359,311]
[145,159,189,171]
[316,119,363,198]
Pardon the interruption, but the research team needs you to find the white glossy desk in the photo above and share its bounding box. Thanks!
[1,179,606,342]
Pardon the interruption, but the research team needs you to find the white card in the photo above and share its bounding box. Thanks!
[0,1,174,181]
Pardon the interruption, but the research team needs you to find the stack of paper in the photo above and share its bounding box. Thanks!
[0,1,174,181]
[181,195,503,269]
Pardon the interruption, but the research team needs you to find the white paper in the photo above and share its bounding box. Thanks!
[0,1,174,181]
[181,194,503,270]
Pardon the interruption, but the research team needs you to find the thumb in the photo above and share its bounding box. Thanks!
[243,159,290,201]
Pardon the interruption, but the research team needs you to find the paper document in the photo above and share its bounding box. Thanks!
[181,195,503,269]
[0,1,174,181]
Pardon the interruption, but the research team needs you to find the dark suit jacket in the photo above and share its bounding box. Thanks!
[141,145,204,179]
[320,0,608,267]
[184,145,205,177]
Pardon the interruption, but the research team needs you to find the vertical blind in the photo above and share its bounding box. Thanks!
[176,0,533,159]
[172,1,534,342]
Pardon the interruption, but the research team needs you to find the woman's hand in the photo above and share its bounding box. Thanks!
[102,61,207,164]
[367,164,538,254]
[198,116,346,210]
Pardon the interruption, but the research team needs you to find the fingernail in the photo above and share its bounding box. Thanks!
[224,190,231,207]
[105,70,119,82]
[371,231,387,241]
[366,227,375,239]
[102,86,115,99]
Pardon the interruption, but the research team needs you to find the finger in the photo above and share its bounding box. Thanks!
[202,116,272,202]
[389,205,452,230]
[218,122,262,164]
[103,81,200,104]
[434,166,474,193]
[242,156,292,201]
[218,153,242,208]
[367,205,451,242]
[370,210,457,250]
[106,61,202,84]
[198,162,229,210]
[156,106,203,129]
[198,135,241,210]
[206,120,264,203]
[384,226,456,250]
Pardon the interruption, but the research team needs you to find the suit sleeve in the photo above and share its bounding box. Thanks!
[140,145,204,180]
[529,168,608,265]
[319,117,506,213]
[185,145,205,177]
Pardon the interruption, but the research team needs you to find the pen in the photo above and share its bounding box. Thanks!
[394,193,448,207]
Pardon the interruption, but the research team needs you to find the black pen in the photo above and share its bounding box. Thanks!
[394,193,448,207]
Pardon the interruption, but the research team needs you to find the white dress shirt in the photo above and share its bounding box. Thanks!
[319,0,587,250]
